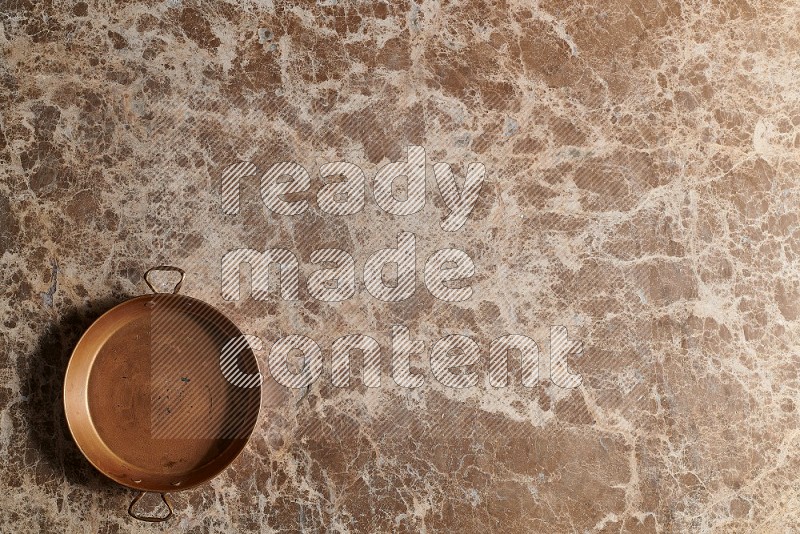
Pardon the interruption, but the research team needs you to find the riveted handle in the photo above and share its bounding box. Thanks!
[144,266,185,294]
[128,491,173,522]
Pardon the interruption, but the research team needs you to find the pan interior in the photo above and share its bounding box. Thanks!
[70,295,261,491]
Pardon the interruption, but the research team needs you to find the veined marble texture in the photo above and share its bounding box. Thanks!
[1,0,799,532]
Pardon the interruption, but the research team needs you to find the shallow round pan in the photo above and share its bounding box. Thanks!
[64,267,261,521]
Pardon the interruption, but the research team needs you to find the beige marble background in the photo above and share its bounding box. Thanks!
[1,0,799,532]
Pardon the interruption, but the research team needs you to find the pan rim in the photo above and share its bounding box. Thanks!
[63,293,262,492]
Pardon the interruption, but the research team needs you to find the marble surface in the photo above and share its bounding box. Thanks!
[2,1,800,532]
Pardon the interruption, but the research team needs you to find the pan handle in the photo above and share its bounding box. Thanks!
[144,266,185,294]
[128,491,174,522]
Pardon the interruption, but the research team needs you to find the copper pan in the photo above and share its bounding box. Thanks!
[64,266,262,522]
